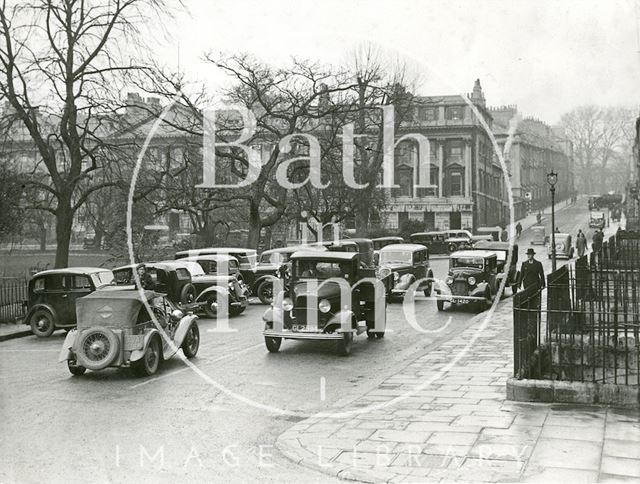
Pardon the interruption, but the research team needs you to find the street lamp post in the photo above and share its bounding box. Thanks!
[546,170,558,272]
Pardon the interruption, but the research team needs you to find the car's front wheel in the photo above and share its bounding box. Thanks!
[337,331,353,356]
[437,300,445,311]
[229,304,246,317]
[30,309,56,338]
[264,334,282,353]
[67,360,86,376]
[132,337,162,377]
[181,324,200,358]
[203,294,217,318]
[180,284,197,305]
[256,280,274,305]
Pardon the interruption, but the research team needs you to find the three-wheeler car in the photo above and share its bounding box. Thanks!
[262,251,391,356]
[434,250,499,312]
[377,243,434,299]
[24,267,115,337]
[59,290,200,377]
[547,233,574,259]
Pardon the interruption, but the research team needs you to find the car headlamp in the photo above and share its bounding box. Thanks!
[393,272,400,282]
[468,276,476,286]
[445,276,454,285]
[318,299,331,313]
[282,297,294,311]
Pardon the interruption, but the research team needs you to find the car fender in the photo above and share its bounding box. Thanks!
[470,282,489,297]
[58,329,77,362]
[326,310,355,333]
[130,329,161,363]
[169,315,199,357]
[396,273,415,290]
[262,306,284,323]
[25,303,57,326]
[195,285,227,302]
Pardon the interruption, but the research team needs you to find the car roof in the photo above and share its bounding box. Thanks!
[33,267,111,277]
[342,238,373,243]
[555,233,571,238]
[451,250,497,258]
[290,251,359,261]
[182,254,239,262]
[379,243,427,252]
[372,236,404,241]
[180,247,255,253]
[261,245,326,255]
[473,241,516,251]
[83,289,161,301]
[410,231,445,236]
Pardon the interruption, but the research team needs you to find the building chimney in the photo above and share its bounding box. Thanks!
[470,79,486,107]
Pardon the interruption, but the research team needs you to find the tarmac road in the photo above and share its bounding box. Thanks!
[0,201,598,483]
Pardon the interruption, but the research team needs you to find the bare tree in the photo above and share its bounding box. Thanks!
[0,0,170,267]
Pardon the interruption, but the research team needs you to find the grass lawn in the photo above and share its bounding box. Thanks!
[0,251,113,279]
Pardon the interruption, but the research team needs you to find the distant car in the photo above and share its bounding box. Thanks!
[112,262,197,306]
[372,237,404,265]
[180,254,249,317]
[175,247,258,288]
[434,250,499,312]
[252,245,326,304]
[530,225,548,245]
[467,241,520,295]
[409,231,448,254]
[377,244,434,298]
[24,267,114,337]
[475,226,502,242]
[589,211,606,229]
[262,251,391,356]
[548,233,574,259]
[58,290,200,377]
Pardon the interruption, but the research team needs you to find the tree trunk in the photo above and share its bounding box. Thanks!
[247,202,262,250]
[54,198,74,268]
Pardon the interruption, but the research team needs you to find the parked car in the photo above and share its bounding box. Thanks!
[372,236,405,251]
[547,233,574,259]
[589,211,606,229]
[337,238,375,267]
[252,245,326,304]
[377,244,434,298]
[409,231,448,254]
[434,250,499,312]
[475,226,502,242]
[112,262,197,306]
[180,254,249,317]
[262,251,391,356]
[467,241,520,295]
[58,290,200,376]
[24,267,115,337]
[530,225,548,245]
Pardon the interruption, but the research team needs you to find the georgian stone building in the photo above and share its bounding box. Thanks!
[382,80,504,231]
[491,105,574,221]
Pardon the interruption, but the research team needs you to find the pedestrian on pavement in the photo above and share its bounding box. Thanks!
[515,222,522,239]
[520,248,546,292]
[500,226,508,242]
[576,230,587,257]
[592,229,603,253]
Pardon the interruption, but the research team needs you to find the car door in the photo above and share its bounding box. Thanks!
[63,274,94,324]
[43,274,72,323]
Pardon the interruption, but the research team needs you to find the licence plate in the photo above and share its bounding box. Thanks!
[452,298,466,304]
[292,325,313,332]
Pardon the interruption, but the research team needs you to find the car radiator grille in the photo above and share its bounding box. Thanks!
[451,281,468,296]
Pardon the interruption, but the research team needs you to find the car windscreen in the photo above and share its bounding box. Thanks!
[93,271,114,287]
[379,250,413,265]
[294,261,348,279]
[452,257,484,269]
[260,252,289,265]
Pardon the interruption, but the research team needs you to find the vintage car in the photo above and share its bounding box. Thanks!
[468,241,520,295]
[434,250,499,312]
[372,236,405,251]
[589,210,606,229]
[530,225,548,245]
[409,231,448,254]
[252,245,327,304]
[112,262,197,305]
[24,267,115,337]
[262,251,390,356]
[377,244,434,298]
[340,238,375,267]
[180,254,249,317]
[175,247,258,289]
[475,226,502,242]
[547,233,574,259]
[58,290,200,376]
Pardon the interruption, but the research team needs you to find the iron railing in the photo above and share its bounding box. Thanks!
[514,232,640,385]
[0,278,28,324]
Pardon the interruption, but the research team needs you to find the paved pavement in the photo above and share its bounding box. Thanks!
[276,298,640,483]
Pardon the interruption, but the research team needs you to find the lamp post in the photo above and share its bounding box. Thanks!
[546,170,558,272]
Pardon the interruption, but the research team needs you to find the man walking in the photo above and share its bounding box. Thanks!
[576,230,587,257]
[520,248,546,292]
[592,229,603,253]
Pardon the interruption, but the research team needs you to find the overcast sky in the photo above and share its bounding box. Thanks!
[152,0,640,124]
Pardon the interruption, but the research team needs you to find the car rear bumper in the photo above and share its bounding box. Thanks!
[434,294,484,303]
